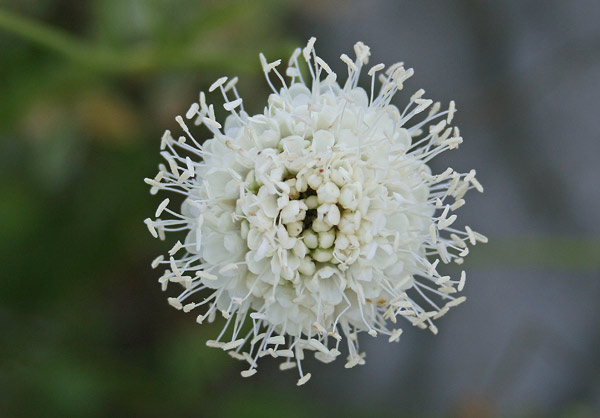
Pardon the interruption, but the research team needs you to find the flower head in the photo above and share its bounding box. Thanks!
[145,38,486,385]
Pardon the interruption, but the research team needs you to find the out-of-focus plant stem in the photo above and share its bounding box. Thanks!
[469,237,600,271]
[0,7,290,75]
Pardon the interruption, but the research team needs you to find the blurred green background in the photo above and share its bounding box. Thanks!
[1,1,599,417]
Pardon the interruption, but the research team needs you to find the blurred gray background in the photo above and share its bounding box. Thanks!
[0,0,598,417]
[301,0,600,415]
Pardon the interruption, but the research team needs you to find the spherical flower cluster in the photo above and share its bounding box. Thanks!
[145,38,486,385]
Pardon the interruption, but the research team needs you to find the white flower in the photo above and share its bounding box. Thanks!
[145,37,486,385]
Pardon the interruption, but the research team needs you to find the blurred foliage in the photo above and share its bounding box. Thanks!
[0,1,332,417]
[0,1,597,417]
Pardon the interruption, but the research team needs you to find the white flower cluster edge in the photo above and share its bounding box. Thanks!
[145,37,486,386]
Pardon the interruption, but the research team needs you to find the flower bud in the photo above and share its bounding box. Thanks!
[302,229,319,249]
[298,258,316,275]
[312,248,333,262]
[330,168,347,187]
[326,204,341,226]
[305,195,318,209]
[319,230,335,249]
[311,218,331,232]
[317,182,340,204]
[334,232,349,250]
[281,200,301,223]
[286,221,303,237]
[339,184,360,210]
[308,172,323,190]
[293,239,308,258]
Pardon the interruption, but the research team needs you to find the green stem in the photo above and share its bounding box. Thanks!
[0,8,113,67]
[467,236,600,271]
[0,7,291,74]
